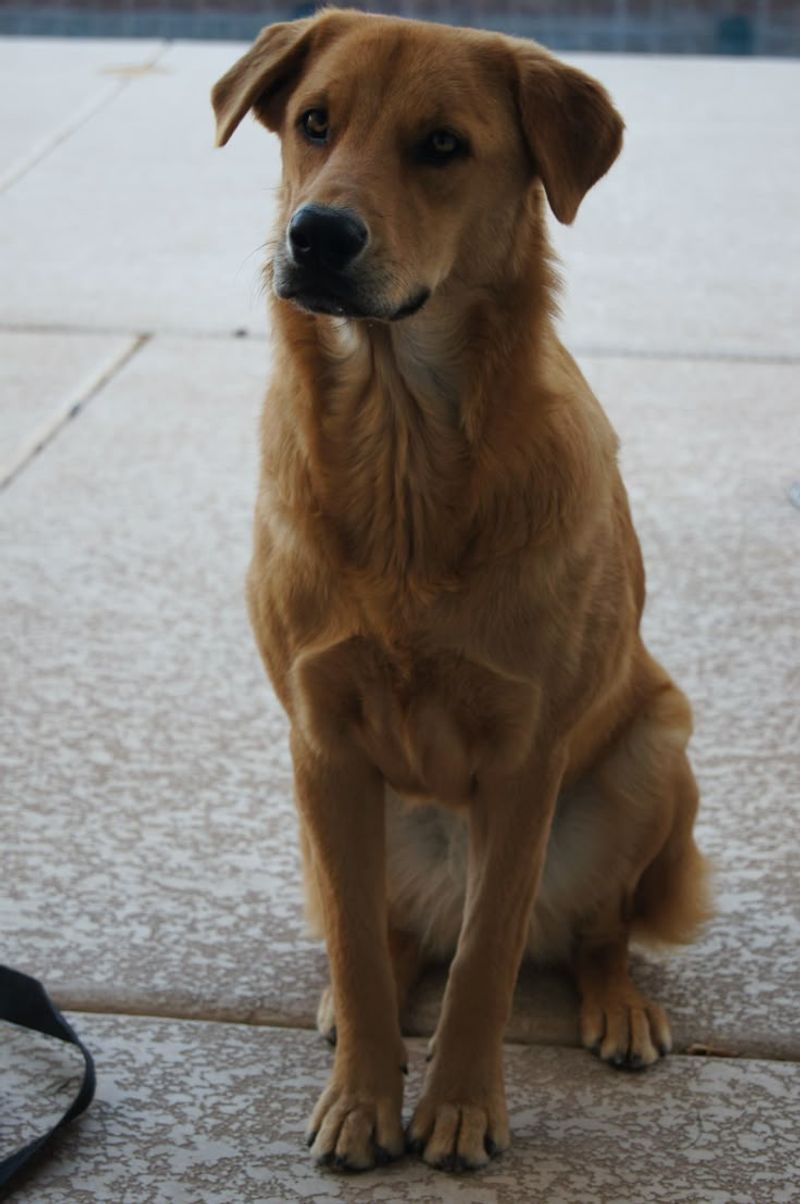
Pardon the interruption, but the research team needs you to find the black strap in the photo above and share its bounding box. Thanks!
[0,966,96,1192]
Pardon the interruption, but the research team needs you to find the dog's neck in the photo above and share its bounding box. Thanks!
[268,226,563,595]
[318,298,468,423]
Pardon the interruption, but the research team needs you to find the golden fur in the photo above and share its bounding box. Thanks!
[212,9,710,1173]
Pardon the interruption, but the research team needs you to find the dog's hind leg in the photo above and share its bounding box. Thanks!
[574,917,672,1068]
[572,674,710,1068]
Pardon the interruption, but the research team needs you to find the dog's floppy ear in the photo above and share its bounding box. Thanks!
[211,18,314,147]
[512,48,624,224]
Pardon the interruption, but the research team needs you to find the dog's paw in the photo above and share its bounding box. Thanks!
[316,986,337,1047]
[581,996,672,1069]
[306,1076,405,1171]
[406,1076,509,1171]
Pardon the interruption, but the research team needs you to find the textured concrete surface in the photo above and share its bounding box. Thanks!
[2,343,798,1063]
[4,1018,800,1204]
[1,32,799,1204]
[552,55,800,358]
[0,329,136,483]
[0,41,280,335]
[0,37,162,185]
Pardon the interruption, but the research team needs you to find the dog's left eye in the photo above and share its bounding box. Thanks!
[416,129,468,166]
[300,108,329,143]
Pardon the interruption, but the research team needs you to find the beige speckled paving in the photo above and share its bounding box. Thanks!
[2,33,799,1204]
[2,338,798,1062]
[4,1017,800,1204]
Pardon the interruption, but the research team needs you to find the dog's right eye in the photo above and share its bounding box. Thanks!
[300,109,329,144]
[415,128,469,167]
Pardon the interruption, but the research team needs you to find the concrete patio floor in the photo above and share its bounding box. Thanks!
[1,33,799,1203]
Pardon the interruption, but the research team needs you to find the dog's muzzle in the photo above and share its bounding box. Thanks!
[274,204,429,322]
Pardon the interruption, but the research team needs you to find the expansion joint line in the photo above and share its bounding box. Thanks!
[0,332,151,491]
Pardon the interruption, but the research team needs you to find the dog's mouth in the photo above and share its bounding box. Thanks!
[389,288,430,321]
[275,274,430,323]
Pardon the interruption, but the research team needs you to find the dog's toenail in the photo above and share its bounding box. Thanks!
[406,1135,424,1155]
[374,1145,393,1166]
[485,1136,498,1157]
[326,1025,337,1047]
[305,1130,317,1148]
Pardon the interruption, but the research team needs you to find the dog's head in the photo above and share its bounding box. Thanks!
[212,10,623,322]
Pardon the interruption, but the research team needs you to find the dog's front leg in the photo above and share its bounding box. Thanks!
[292,730,406,1170]
[408,752,565,1170]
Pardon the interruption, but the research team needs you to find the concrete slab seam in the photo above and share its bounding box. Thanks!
[0,320,267,344]
[43,1001,800,1068]
[569,344,800,365]
[2,321,800,365]
[0,331,150,490]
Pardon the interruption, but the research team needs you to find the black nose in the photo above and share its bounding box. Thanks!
[288,205,368,272]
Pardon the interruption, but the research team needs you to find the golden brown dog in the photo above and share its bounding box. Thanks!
[212,9,710,1173]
